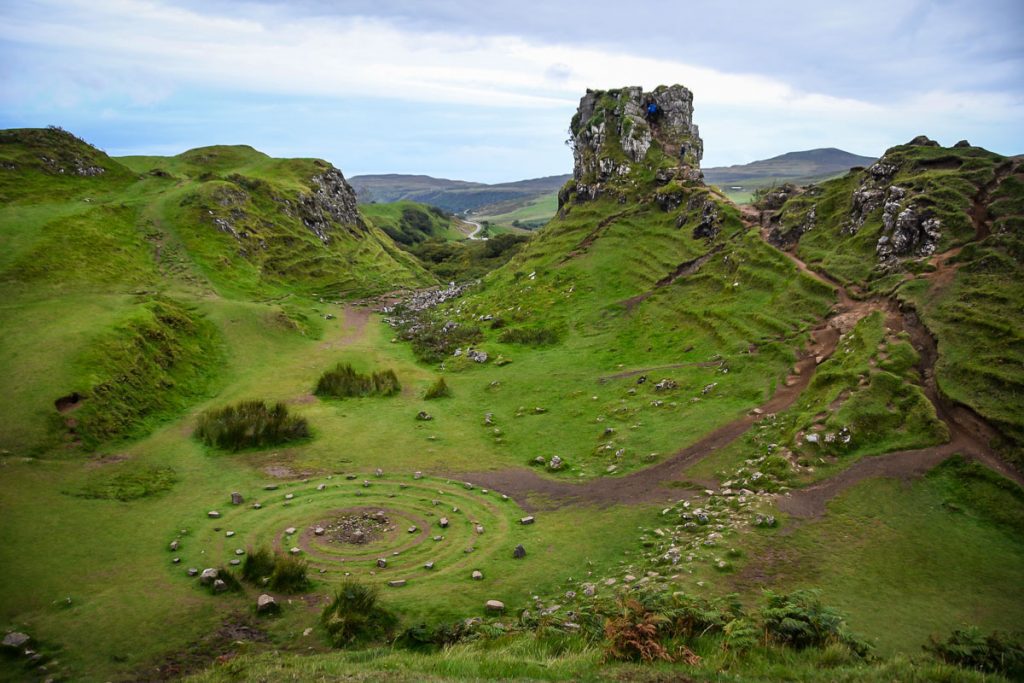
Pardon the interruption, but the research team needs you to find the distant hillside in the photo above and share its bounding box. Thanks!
[704,148,877,202]
[349,173,571,215]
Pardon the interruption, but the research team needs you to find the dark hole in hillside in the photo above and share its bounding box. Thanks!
[55,392,85,413]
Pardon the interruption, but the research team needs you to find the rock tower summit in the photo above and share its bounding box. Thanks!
[566,85,704,202]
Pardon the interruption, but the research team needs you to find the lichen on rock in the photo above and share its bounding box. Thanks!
[563,85,703,204]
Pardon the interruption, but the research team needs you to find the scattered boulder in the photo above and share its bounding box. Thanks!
[314,526,325,536]
[212,579,228,593]
[520,516,535,525]
[654,379,678,391]
[285,527,297,535]
[199,568,218,585]
[439,517,449,528]
[471,570,484,580]
[2,632,30,650]
[256,594,279,614]
[416,411,433,421]
[230,492,244,505]
[548,455,564,470]
[169,540,179,552]
[485,600,505,612]
[207,511,221,519]
[377,558,388,568]
[424,561,435,570]
[187,567,199,577]
[513,544,526,559]
[316,483,326,491]
[388,580,407,588]
[582,583,597,597]
[289,547,301,555]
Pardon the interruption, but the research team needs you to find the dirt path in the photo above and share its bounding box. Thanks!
[319,305,371,350]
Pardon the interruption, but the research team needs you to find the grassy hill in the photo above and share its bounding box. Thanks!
[0,113,1022,683]
[704,148,878,204]
[350,172,571,215]
[360,200,466,245]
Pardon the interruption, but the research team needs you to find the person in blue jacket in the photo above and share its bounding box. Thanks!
[645,101,660,121]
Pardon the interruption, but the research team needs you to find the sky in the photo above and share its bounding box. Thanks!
[1,0,1022,183]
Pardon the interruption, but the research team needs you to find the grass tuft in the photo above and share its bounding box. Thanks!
[194,400,310,451]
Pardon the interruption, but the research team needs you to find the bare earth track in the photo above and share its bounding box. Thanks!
[450,202,1023,513]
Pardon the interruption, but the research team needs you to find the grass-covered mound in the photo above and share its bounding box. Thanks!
[314,363,401,398]
[70,297,223,448]
[361,201,460,245]
[194,400,310,451]
[763,140,1024,462]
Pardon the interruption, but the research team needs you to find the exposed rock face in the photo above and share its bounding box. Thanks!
[565,85,703,203]
[296,167,367,244]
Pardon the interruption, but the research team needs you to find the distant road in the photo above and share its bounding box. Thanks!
[463,219,486,241]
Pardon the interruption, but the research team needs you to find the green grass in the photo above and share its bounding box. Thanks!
[475,191,559,230]
[765,142,1023,461]
[1,126,1022,683]
[731,456,1024,656]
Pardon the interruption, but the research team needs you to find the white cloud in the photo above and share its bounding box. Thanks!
[1,0,1020,170]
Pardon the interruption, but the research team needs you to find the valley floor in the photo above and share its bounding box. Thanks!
[1,202,1022,683]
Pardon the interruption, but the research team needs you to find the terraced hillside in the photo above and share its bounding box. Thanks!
[761,137,1024,465]
[0,127,432,454]
[1,94,1022,683]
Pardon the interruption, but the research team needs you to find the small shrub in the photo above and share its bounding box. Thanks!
[498,327,559,346]
[269,553,310,593]
[927,627,1024,678]
[315,363,401,399]
[194,400,309,451]
[321,581,397,647]
[423,377,452,400]
[761,589,869,656]
[241,546,276,584]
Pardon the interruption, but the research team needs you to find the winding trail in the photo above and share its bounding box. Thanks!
[448,198,1023,513]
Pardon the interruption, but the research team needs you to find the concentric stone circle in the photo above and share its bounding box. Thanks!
[174,474,531,589]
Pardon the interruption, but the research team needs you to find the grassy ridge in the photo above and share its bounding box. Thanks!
[766,141,1024,461]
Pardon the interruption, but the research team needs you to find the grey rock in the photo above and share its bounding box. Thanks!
[388,579,407,587]
[317,483,326,491]
[289,547,301,555]
[3,632,30,649]
[471,570,484,580]
[187,567,199,577]
[520,516,535,525]
[229,559,241,566]
[485,600,505,612]
[207,511,221,519]
[377,558,388,568]
[169,540,179,551]
[416,411,433,421]
[424,561,435,570]
[256,594,278,614]
[230,492,244,505]
[199,568,218,585]
[439,517,449,528]
[548,455,563,470]
[513,544,526,559]
[314,526,325,536]
[213,579,228,593]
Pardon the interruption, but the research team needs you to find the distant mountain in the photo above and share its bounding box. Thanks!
[349,173,571,215]
[703,148,877,187]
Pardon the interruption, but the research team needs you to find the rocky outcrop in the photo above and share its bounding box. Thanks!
[296,167,367,244]
[565,85,703,203]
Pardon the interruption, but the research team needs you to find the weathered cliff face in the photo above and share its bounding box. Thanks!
[296,167,368,244]
[564,85,704,203]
